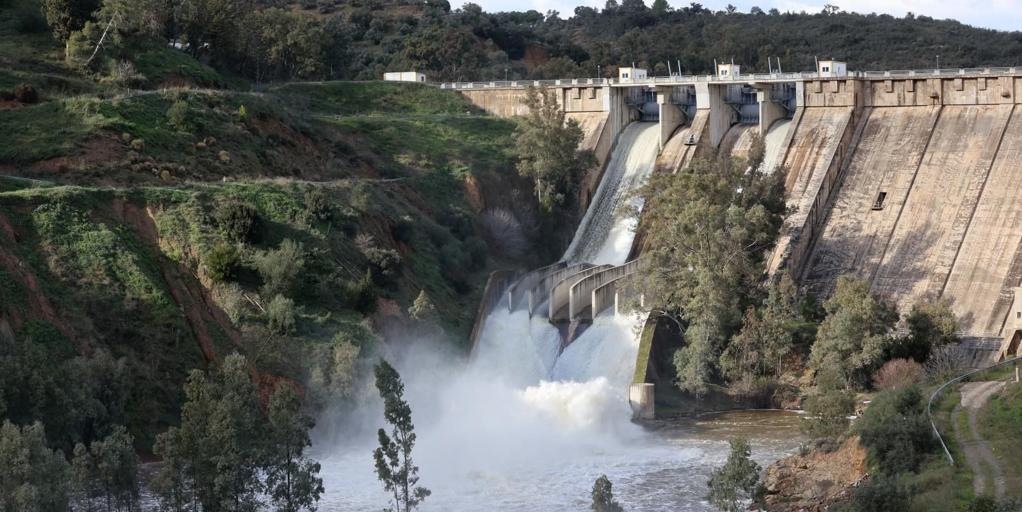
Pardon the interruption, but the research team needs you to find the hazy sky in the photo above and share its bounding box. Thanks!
[453,0,1022,32]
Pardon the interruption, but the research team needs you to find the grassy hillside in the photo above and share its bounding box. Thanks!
[980,379,1022,495]
[0,2,551,453]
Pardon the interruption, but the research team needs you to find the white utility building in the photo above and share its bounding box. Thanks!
[717,63,740,79]
[817,60,847,77]
[383,71,426,83]
[618,67,648,82]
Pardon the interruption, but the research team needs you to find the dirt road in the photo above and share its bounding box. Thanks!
[952,381,1006,498]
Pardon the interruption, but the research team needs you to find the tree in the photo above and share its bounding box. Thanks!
[850,474,909,512]
[64,0,168,68]
[265,384,324,512]
[872,358,923,390]
[373,360,430,512]
[408,290,437,322]
[800,387,854,440]
[172,0,253,59]
[707,438,763,512]
[899,299,959,362]
[629,154,785,395]
[239,9,331,81]
[267,294,297,335]
[591,474,624,512]
[513,86,595,211]
[721,274,815,392]
[42,0,100,40]
[0,421,70,512]
[152,353,265,512]
[808,275,898,389]
[71,425,140,512]
[255,239,305,298]
[924,343,971,383]
[854,386,935,474]
[402,25,487,81]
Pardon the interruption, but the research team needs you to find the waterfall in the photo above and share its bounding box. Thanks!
[474,122,660,387]
[316,122,667,511]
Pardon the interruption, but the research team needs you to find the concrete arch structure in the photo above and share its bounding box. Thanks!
[507,261,565,311]
[527,262,594,317]
[549,264,613,321]
[590,274,632,319]
[569,259,643,321]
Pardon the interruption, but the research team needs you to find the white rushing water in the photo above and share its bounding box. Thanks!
[563,123,661,265]
[761,119,792,174]
[315,121,802,511]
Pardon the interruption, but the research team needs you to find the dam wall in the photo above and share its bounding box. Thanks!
[867,105,1012,314]
[802,106,942,297]
[459,84,625,212]
[766,105,859,277]
[794,75,1022,339]
[944,109,1022,336]
[457,71,1022,339]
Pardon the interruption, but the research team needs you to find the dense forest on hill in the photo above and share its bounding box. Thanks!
[6,0,1021,86]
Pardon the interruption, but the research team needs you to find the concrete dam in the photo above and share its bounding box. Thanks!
[454,67,1022,364]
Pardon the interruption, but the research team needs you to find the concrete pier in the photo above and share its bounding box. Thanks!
[629,383,655,420]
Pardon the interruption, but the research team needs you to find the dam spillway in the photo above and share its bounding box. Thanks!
[454,70,1022,357]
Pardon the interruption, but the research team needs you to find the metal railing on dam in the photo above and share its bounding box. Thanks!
[436,67,1022,90]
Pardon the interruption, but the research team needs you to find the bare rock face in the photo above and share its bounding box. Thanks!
[760,436,868,511]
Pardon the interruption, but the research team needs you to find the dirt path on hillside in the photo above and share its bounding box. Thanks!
[952,381,1007,498]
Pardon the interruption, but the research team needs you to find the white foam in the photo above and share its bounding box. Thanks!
[563,122,660,265]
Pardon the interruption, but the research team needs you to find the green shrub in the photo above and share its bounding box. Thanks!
[214,200,262,244]
[166,100,191,132]
[253,239,304,298]
[302,187,332,223]
[850,474,909,512]
[14,83,39,104]
[354,233,401,277]
[854,386,935,474]
[800,388,855,440]
[465,236,488,270]
[203,244,240,283]
[341,269,377,314]
[266,294,296,335]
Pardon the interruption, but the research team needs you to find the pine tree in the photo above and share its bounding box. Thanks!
[0,421,70,512]
[265,383,324,512]
[514,86,595,211]
[707,438,764,512]
[373,360,430,512]
[152,353,265,512]
[71,425,140,511]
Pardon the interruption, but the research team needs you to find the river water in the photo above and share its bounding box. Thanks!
[313,122,803,510]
